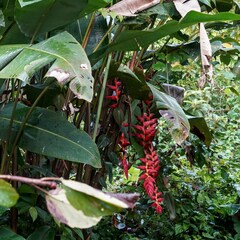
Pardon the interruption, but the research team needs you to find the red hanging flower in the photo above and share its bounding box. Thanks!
[118,132,130,179]
[106,78,121,108]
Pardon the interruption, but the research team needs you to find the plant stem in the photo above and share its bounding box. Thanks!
[9,85,50,159]
[82,12,95,49]
[1,80,21,174]
[0,175,58,189]
[92,54,112,142]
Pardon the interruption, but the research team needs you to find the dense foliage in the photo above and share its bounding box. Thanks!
[0,0,239,239]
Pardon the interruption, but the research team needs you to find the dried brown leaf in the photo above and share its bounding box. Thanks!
[108,0,160,17]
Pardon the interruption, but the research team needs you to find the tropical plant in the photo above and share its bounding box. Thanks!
[0,0,239,239]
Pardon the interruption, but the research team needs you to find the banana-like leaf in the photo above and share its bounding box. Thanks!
[0,32,94,102]
[46,179,139,228]
[15,0,88,37]
[0,103,101,168]
[90,11,240,64]
[149,84,190,145]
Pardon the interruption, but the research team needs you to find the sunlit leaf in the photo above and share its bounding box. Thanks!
[0,180,19,208]
[46,188,102,229]
[0,32,94,102]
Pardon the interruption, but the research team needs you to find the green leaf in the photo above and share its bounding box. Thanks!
[63,181,124,217]
[29,206,38,222]
[90,11,240,63]
[220,204,240,216]
[46,188,102,229]
[149,84,190,144]
[188,116,212,147]
[0,32,94,102]
[0,227,25,240]
[15,0,88,38]
[0,179,19,208]
[79,0,110,18]
[0,103,101,168]
[62,179,139,215]
[27,226,55,240]
[46,180,138,228]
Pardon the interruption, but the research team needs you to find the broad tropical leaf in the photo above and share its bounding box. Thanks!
[0,180,19,208]
[90,11,240,64]
[0,227,25,240]
[0,32,94,101]
[149,84,190,144]
[188,116,212,147]
[15,0,88,38]
[0,103,101,168]
[46,179,139,228]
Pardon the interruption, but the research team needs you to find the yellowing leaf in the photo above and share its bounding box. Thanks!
[46,188,101,229]
[222,42,233,48]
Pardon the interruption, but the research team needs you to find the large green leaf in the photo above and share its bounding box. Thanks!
[0,180,19,208]
[0,103,101,168]
[15,0,88,38]
[0,32,94,101]
[149,84,190,144]
[45,179,139,229]
[188,115,212,147]
[27,226,55,240]
[0,227,25,240]
[90,11,240,63]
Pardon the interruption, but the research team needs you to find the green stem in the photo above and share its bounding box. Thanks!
[1,80,21,174]
[9,85,50,159]
[93,24,114,53]
[92,54,112,142]
[82,12,95,49]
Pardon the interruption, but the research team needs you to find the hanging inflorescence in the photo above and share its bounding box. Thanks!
[106,79,163,213]
[133,96,163,213]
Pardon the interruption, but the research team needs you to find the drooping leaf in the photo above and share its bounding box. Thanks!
[27,226,55,240]
[15,0,88,38]
[108,0,160,17]
[149,84,190,144]
[0,103,101,168]
[0,227,25,240]
[46,188,102,229]
[90,11,240,64]
[188,115,212,147]
[0,32,94,101]
[173,0,213,88]
[62,179,139,216]
[0,180,19,208]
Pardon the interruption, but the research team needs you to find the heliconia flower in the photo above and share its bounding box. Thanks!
[118,132,130,179]
[134,94,163,214]
[106,78,121,109]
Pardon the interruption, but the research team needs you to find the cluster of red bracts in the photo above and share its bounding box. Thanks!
[138,146,163,213]
[133,104,163,213]
[118,132,130,179]
[133,113,157,149]
[105,78,121,108]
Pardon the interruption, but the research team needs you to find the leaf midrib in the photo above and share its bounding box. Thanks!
[0,116,96,161]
